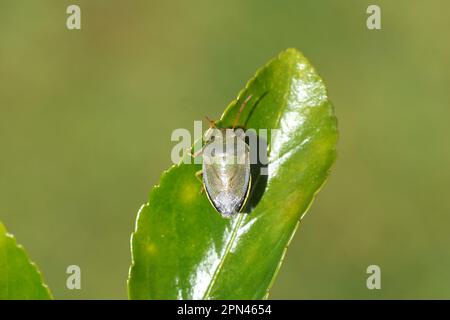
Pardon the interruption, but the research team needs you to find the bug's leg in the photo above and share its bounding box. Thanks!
[205,116,216,128]
[232,94,252,129]
[186,145,204,159]
[195,170,205,194]
[195,170,203,181]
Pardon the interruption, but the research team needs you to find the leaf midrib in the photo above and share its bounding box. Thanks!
[201,55,295,299]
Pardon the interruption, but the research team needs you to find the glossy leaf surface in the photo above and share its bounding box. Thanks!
[128,48,338,299]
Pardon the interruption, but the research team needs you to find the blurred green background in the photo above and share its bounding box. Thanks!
[1,0,449,299]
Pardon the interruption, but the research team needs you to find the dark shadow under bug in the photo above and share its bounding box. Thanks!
[241,131,268,214]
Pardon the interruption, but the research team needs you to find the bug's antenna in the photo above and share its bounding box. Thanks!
[205,116,216,128]
[232,95,253,129]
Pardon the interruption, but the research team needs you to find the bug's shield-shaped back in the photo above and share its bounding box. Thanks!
[202,132,251,217]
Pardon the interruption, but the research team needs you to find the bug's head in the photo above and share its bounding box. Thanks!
[203,127,226,144]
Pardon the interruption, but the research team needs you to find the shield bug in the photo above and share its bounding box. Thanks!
[194,95,253,218]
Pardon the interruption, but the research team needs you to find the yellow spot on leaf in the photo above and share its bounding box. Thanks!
[180,181,198,204]
[147,242,157,254]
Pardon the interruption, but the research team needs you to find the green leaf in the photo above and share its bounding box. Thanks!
[0,222,52,299]
[128,48,338,299]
